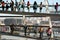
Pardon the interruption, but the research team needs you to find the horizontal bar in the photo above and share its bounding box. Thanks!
[0,25,60,28]
[0,10,60,17]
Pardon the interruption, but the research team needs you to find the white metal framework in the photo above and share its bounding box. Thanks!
[22,15,54,38]
[44,0,50,13]
[48,17,53,38]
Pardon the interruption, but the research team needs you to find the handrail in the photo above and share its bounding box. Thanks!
[0,10,60,17]
[0,25,60,28]
[0,25,60,39]
[0,3,60,7]
[0,4,60,14]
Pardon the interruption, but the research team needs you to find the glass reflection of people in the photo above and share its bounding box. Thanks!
[27,26,32,36]
[24,25,27,36]
[39,27,44,39]
[46,27,52,39]
[10,24,14,34]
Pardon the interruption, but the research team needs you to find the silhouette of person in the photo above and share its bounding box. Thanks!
[15,0,18,11]
[27,1,30,12]
[55,2,58,12]
[1,1,5,11]
[33,1,37,13]
[21,0,25,12]
[6,1,9,11]
[10,0,14,11]
[40,2,42,12]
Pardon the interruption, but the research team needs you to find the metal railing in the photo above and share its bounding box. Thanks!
[0,25,60,37]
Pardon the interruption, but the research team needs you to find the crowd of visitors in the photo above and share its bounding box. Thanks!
[0,0,59,13]
[9,24,52,40]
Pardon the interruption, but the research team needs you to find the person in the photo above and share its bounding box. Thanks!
[40,2,42,12]
[1,1,5,11]
[46,27,52,39]
[27,1,30,12]
[10,0,14,11]
[18,2,21,11]
[15,0,18,11]
[6,1,9,11]
[55,2,58,12]
[33,1,37,13]
[10,24,14,34]
[33,27,37,37]
[39,27,44,39]
[24,25,27,36]
[27,26,32,36]
[21,1,25,12]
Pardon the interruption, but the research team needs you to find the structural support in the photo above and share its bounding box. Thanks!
[44,0,50,13]
[48,17,54,39]
[23,15,26,25]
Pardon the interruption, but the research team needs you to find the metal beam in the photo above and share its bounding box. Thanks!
[0,11,60,17]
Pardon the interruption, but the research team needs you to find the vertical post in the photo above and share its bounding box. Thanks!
[23,15,26,24]
[48,17,54,39]
[23,15,27,36]
[22,15,28,40]
[44,0,50,13]
[36,19,38,37]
